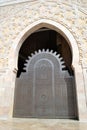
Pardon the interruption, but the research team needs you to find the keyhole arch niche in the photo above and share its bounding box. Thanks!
[11,19,86,120]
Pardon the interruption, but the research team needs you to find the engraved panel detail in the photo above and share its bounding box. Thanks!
[13,50,76,119]
[33,59,55,117]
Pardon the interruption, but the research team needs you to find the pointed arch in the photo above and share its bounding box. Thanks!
[9,19,87,121]
[9,19,80,71]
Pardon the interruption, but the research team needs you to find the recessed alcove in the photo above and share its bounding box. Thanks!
[17,28,73,77]
[13,27,77,119]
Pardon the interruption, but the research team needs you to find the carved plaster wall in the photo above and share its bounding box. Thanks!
[0,0,87,119]
[0,0,87,71]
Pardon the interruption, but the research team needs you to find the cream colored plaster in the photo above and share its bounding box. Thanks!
[0,0,87,120]
[0,0,87,70]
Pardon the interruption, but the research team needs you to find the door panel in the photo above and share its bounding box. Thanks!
[13,51,76,119]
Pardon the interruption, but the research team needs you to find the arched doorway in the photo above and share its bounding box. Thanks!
[9,19,87,120]
[13,27,77,119]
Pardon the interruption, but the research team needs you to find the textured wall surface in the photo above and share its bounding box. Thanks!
[0,0,87,70]
[0,0,87,119]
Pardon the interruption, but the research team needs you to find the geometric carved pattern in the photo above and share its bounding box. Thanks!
[23,49,66,73]
[13,50,76,118]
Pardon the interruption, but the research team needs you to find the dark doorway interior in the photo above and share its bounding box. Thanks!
[17,28,73,77]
